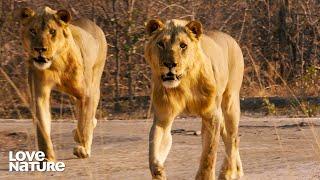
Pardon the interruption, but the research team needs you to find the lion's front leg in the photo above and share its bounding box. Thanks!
[149,113,175,180]
[196,109,223,180]
[29,75,55,161]
[73,95,95,158]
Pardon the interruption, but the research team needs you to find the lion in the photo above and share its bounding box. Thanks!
[145,19,244,180]
[18,6,107,161]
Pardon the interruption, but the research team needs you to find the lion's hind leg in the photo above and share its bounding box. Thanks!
[73,63,104,158]
[72,94,95,158]
[219,92,243,180]
[72,94,98,144]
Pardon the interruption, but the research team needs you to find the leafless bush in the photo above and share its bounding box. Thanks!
[0,0,319,119]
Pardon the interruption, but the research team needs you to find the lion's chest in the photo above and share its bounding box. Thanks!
[58,76,84,99]
[184,86,215,115]
[154,83,216,116]
[52,61,85,99]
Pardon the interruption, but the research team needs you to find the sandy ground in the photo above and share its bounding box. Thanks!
[0,117,320,180]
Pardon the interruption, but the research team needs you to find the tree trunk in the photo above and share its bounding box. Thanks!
[112,0,121,112]
[125,0,135,110]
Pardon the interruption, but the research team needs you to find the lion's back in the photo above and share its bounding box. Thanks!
[201,31,244,92]
[70,18,107,68]
[72,18,106,45]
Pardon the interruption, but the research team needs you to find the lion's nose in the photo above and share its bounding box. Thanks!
[163,62,177,69]
[34,47,47,53]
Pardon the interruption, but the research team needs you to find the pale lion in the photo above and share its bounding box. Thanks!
[145,19,244,180]
[19,7,107,160]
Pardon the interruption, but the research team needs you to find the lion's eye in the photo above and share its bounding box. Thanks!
[157,41,165,49]
[180,43,187,49]
[29,28,36,36]
[50,29,56,36]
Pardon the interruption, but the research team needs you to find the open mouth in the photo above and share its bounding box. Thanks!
[33,56,49,64]
[32,56,52,70]
[161,72,182,88]
[161,72,182,82]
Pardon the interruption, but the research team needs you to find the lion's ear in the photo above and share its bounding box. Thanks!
[146,19,164,36]
[18,7,35,25]
[56,9,71,24]
[185,20,203,39]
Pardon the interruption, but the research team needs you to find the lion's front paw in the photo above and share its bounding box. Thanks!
[38,156,56,169]
[151,165,167,180]
[40,151,56,162]
[45,157,56,162]
[73,145,89,158]
[218,170,243,180]
[237,169,244,179]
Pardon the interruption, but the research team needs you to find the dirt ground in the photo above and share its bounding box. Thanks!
[0,117,320,180]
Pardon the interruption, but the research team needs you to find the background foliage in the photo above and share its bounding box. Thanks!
[0,0,319,119]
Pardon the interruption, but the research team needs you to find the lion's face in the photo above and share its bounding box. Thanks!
[19,7,71,70]
[145,19,203,88]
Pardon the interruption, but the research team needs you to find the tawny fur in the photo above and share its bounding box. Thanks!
[145,19,244,180]
[19,6,107,160]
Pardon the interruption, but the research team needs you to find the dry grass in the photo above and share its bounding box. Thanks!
[0,0,319,118]
[0,1,319,179]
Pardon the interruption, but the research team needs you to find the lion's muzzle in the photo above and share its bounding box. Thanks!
[161,72,176,81]
[161,72,182,88]
[32,56,52,70]
[33,56,49,64]
[161,71,182,81]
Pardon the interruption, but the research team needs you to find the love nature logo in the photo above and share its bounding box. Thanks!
[8,151,65,172]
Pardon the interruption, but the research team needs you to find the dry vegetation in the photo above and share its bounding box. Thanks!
[0,0,319,119]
